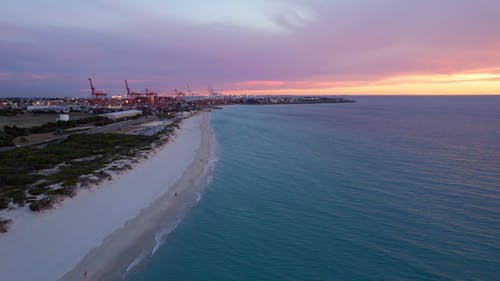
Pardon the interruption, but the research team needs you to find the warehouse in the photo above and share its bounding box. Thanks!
[100,109,142,121]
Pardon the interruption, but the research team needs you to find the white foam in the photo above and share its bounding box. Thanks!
[151,218,182,257]
[124,254,144,277]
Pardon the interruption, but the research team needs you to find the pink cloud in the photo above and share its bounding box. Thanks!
[31,74,49,80]
[236,80,286,87]
[2,1,500,96]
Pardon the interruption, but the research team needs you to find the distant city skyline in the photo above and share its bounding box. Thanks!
[1,0,500,97]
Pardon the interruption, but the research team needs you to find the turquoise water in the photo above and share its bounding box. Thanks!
[129,96,500,280]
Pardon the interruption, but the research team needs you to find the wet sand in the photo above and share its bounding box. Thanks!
[59,112,215,280]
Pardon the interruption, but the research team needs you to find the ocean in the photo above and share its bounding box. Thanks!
[128,96,500,280]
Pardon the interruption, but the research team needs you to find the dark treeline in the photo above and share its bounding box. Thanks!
[0,116,113,146]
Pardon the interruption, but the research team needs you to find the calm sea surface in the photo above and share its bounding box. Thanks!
[129,96,500,280]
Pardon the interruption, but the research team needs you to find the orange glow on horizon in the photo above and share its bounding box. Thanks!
[227,71,500,95]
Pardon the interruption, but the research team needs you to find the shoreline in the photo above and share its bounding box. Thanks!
[0,111,216,281]
[60,111,216,281]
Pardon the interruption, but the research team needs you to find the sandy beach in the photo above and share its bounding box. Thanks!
[0,111,215,281]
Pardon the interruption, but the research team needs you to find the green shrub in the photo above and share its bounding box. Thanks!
[29,197,53,212]
[0,218,12,233]
[3,125,29,137]
[29,186,48,196]
[0,198,9,210]
[0,132,158,211]
[49,187,75,197]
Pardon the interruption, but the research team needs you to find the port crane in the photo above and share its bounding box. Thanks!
[145,88,158,104]
[208,85,220,96]
[171,88,186,98]
[88,78,107,104]
[124,80,142,99]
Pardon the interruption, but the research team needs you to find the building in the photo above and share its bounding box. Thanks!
[100,109,142,121]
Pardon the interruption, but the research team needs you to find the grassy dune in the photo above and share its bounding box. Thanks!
[0,133,155,211]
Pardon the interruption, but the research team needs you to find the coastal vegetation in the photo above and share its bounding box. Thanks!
[0,108,21,116]
[0,119,180,216]
[0,111,93,129]
[0,218,11,233]
[0,116,114,146]
[25,116,113,133]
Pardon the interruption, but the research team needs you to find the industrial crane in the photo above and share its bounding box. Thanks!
[145,88,158,105]
[171,88,186,98]
[124,80,142,99]
[88,78,107,104]
[208,85,220,96]
[186,84,195,96]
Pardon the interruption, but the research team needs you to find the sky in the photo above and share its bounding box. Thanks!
[1,0,500,97]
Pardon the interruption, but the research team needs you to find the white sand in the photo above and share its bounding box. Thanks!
[0,112,214,281]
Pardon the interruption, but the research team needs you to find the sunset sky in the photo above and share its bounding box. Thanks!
[1,0,500,96]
